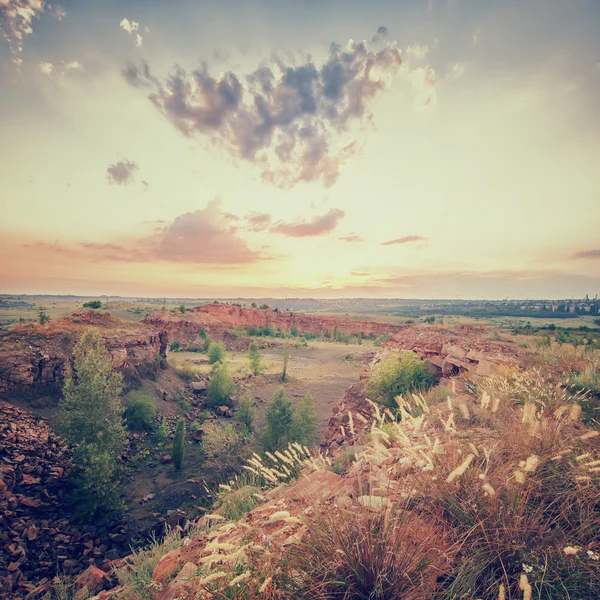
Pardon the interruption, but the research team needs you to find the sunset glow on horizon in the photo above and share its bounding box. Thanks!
[1,0,599,299]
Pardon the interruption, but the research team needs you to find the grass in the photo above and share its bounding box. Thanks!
[114,528,184,599]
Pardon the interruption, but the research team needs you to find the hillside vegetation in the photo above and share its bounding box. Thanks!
[41,337,599,600]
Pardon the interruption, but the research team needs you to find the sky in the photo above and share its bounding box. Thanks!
[1,0,599,299]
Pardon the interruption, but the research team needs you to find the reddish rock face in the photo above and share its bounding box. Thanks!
[0,310,166,398]
[144,302,405,348]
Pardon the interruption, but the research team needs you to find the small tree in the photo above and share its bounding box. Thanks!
[236,395,256,432]
[248,341,263,375]
[172,418,185,470]
[208,341,226,365]
[37,306,49,325]
[291,392,317,446]
[179,304,185,314]
[59,329,126,519]
[281,341,290,381]
[263,387,294,452]
[207,361,236,408]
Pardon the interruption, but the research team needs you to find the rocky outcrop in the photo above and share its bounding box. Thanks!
[0,402,122,599]
[383,326,523,376]
[144,303,405,348]
[0,311,165,399]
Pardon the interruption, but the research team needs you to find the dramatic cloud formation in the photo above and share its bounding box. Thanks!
[0,0,64,62]
[106,160,139,185]
[271,208,344,237]
[573,249,600,259]
[124,30,403,187]
[380,235,425,246]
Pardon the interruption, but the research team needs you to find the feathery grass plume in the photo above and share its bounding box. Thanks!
[498,583,506,600]
[569,403,582,421]
[514,469,526,483]
[491,396,501,412]
[580,431,599,440]
[481,391,491,409]
[348,411,355,435]
[355,411,369,424]
[259,576,273,593]
[563,546,581,555]
[521,455,540,473]
[198,571,228,585]
[482,483,496,497]
[205,514,225,521]
[469,442,480,457]
[458,401,470,420]
[576,452,591,462]
[519,573,532,600]
[446,454,475,482]
[265,451,278,462]
[267,510,291,523]
[522,402,536,424]
[340,425,345,438]
[585,459,600,467]
[228,570,251,586]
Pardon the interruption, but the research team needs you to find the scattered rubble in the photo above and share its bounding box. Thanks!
[0,402,126,599]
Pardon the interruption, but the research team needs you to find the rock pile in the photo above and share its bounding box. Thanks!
[0,402,123,599]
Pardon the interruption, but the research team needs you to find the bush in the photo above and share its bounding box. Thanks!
[123,391,157,431]
[206,361,236,408]
[169,341,180,352]
[262,388,294,452]
[366,351,435,409]
[236,395,256,431]
[291,393,317,446]
[174,363,197,383]
[171,418,185,470]
[284,505,452,599]
[201,422,251,475]
[218,485,261,521]
[82,300,102,309]
[207,341,226,364]
[248,341,263,375]
[59,329,126,520]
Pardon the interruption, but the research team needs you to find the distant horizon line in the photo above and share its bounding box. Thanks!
[1,293,598,303]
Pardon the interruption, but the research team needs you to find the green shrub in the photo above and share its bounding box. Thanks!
[201,422,251,475]
[174,364,196,382]
[248,341,263,375]
[282,341,290,381]
[236,395,256,431]
[59,329,126,520]
[207,341,226,364]
[262,388,294,452]
[366,351,435,409]
[169,341,180,352]
[291,392,317,446]
[206,361,236,408]
[171,418,185,470]
[189,420,202,432]
[82,300,102,309]
[123,391,157,431]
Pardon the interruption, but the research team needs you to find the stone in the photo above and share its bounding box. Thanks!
[75,566,110,595]
[152,548,181,585]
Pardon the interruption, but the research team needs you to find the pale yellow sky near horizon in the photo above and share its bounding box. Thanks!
[1,0,599,299]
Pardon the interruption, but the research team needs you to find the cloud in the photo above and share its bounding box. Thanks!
[151,199,264,263]
[573,249,600,259]
[271,208,344,237]
[406,44,429,62]
[120,18,138,34]
[120,17,144,47]
[106,160,139,185]
[245,212,272,232]
[15,198,268,265]
[380,235,425,246]
[39,61,52,75]
[408,67,437,109]
[472,27,481,46]
[1,0,65,61]
[339,233,363,243]
[350,271,369,276]
[124,30,403,187]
